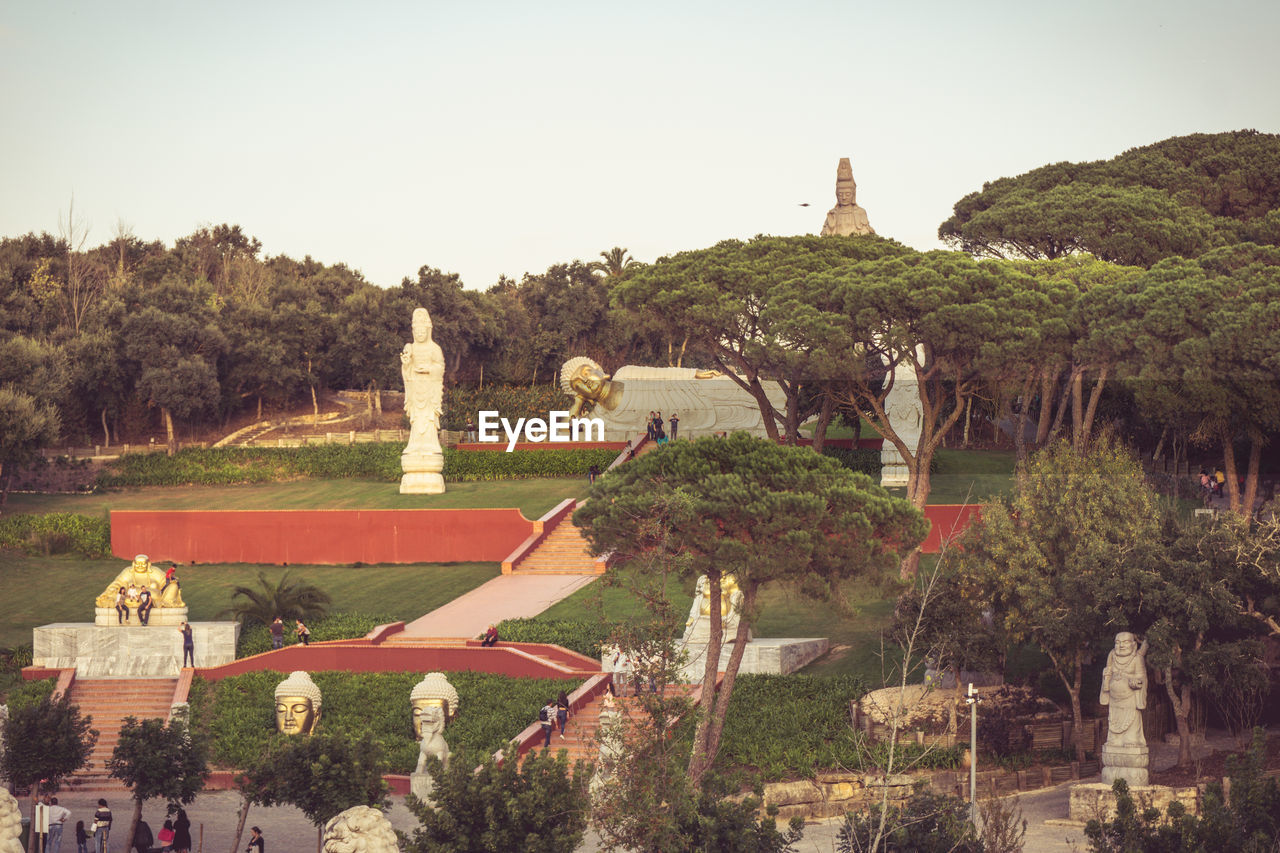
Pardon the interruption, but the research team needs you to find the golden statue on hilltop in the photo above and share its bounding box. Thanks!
[95,554,185,609]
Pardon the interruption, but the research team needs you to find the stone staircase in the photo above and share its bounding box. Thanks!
[535,686,692,766]
[510,516,604,575]
[66,677,178,791]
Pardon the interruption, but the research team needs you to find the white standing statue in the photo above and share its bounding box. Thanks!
[880,349,924,488]
[400,307,446,495]
[409,671,459,802]
[682,574,748,645]
[1100,631,1150,786]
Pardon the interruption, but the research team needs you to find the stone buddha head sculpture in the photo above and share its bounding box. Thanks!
[834,158,857,207]
[409,672,459,740]
[274,671,322,735]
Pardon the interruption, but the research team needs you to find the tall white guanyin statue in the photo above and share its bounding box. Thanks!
[400,307,446,494]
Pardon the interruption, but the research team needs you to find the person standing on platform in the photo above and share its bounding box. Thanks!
[668,413,679,440]
[180,622,194,667]
[47,796,70,853]
[91,799,111,853]
[269,617,285,650]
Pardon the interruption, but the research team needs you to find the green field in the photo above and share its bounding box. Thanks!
[0,556,499,650]
[5,477,587,518]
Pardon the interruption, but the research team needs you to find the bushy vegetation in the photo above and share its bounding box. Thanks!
[1,675,54,708]
[494,617,613,660]
[442,384,573,431]
[0,512,110,557]
[187,670,573,773]
[819,446,883,476]
[95,444,620,487]
[235,612,397,657]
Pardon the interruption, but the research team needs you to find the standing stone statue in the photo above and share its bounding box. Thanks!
[400,307,446,495]
[682,573,749,645]
[1100,631,1149,786]
[410,671,459,801]
[819,157,875,237]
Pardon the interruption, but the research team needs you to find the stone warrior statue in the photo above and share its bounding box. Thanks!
[1100,631,1149,786]
[400,307,446,495]
[819,157,875,237]
[274,671,322,735]
[411,672,459,774]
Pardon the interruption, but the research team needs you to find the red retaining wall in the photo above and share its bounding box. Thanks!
[920,505,981,553]
[110,508,535,565]
[196,641,601,682]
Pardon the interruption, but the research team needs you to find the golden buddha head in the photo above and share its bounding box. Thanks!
[274,671,322,735]
[409,672,459,740]
[561,356,609,402]
[699,573,739,617]
[132,555,152,574]
[411,307,433,343]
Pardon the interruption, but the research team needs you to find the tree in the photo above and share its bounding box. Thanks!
[1,694,97,852]
[588,246,637,278]
[940,130,1280,266]
[237,732,389,853]
[957,437,1163,761]
[107,714,208,853]
[405,748,589,853]
[0,386,60,507]
[574,433,925,787]
[218,571,332,627]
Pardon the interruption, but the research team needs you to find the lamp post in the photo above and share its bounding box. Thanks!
[966,682,981,825]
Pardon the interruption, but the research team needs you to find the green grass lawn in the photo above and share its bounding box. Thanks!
[5,477,586,518]
[0,555,499,650]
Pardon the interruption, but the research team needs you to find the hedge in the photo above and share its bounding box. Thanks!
[187,670,572,773]
[95,444,619,487]
[236,612,398,657]
[820,447,883,476]
[0,512,111,558]
[494,618,613,660]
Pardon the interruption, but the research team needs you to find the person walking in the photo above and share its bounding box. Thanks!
[269,617,285,650]
[539,699,555,748]
[556,690,570,739]
[295,620,311,646]
[245,826,264,853]
[180,622,195,667]
[91,799,111,853]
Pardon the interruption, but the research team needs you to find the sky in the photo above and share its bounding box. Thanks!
[2,0,1278,291]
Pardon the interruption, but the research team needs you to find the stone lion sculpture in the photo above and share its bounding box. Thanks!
[0,789,23,853]
[411,672,459,773]
[322,805,399,853]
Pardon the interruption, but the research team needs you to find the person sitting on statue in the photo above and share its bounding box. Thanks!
[96,555,184,611]
[161,562,179,594]
[137,587,153,626]
[115,588,128,625]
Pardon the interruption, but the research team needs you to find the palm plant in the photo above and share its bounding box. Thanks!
[218,571,332,626]
[588,247,636,278]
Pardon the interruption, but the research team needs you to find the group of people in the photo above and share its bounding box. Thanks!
[268,617,312,650]
[35,799,197,853]
[113,564,179,626]
[1198,467,1227,503]
[645,411,678,445]
[538,691,572,747]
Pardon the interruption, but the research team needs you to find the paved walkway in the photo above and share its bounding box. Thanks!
[399,573,598,638]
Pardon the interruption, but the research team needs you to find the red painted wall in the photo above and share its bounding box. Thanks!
[196,641,599,681]
[110,508,535,565]
[920,505,981,553]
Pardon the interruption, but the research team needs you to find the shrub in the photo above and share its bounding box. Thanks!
[0,513,111,558]
[188,670,573,773]
[820,447,883,476]
[494,618,612,659]
[235,612,397,657]
[2,676,55,708]
[95,444,620,487]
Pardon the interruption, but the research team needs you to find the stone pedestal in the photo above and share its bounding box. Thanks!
[409,772,434,803]
[603,638,829,684]
[33,621,239,677]
[1066,782,1198,824]
[400,451,445,495]
[1101,743,1149,787]
[94,606,188,627]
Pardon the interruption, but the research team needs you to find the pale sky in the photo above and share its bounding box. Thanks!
[2,0,1277,290]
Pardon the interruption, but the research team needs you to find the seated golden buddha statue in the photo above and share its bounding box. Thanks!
[95,554,185,609]
[275,670,323,735]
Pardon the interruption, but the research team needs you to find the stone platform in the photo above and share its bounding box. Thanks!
[33,621,239,677]
[1058,782,1199,824]
[94,606,188,627]
[680,637,829,679]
